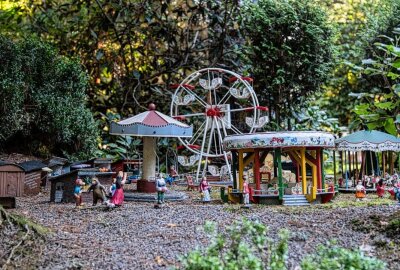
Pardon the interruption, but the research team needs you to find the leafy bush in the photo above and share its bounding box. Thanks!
[0,35,98,159]
[180,220,386,270]
[301,241,386,270]
[180,219,289,270]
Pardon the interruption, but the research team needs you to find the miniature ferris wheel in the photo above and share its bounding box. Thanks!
[170,68,268,181]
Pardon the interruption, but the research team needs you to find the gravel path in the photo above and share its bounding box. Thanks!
[6,190,400,270]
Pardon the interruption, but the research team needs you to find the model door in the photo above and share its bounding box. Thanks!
[6,172,18,196]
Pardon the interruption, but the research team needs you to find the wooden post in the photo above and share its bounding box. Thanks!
[316,149,322,190]
[320,149,325,190]
[383,151,386,177]
[254,149,261,192]
[348,151,352,181]
[333,150,337,186]
[389,151,394,175]
[301,148,307,195]
[275,148,283,200]
[238,150,244,190]
[232,150,238,190]
[355,152,359,181]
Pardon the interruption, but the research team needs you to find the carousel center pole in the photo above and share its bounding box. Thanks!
[142,137,157,180]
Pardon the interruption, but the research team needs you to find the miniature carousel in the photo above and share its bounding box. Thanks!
[222,131,336,205]
[109,103,192,202]
[335,130,400,195]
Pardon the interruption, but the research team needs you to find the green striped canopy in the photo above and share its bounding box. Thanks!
[335,130,400,152]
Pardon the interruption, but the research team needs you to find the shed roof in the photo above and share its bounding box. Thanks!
[19,160,47,173]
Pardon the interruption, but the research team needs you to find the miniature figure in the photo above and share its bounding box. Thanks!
[355,181,366,201]
[376,178,385,198]
[109,178,116,197]
[87,177,107,206]
[243,178,250,205]
[199,176,211,202]
[156,173,168,204]
[74,178,85,207]
[166,165,178,185]
[106,171,126,208]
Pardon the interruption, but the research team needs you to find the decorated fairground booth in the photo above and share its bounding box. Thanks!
[223,131,336,205]
[335,130,400,193]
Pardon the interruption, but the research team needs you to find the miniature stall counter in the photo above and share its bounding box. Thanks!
[355,181,366,201]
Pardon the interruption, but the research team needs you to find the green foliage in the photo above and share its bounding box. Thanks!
[292,103,340,133]
[0,35,98,159]
[241,0,336,127]
[0,0,244,118]
[301,241,386,270]
[180,219,387,270]
[350,29,400,135]
[180,219,288,270]
[315,0,400,128]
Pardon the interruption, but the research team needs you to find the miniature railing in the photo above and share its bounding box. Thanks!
[252,189,279,196]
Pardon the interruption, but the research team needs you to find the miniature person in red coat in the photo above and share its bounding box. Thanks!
[243,178,250,205]
[376,178,385,198]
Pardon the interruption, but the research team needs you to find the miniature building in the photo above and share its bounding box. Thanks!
[91,158,113,171]
[112,159,142,174]
[49,169,115,203]
[0,162,25,208]
[19,160,47,195]
[45,156,69,176]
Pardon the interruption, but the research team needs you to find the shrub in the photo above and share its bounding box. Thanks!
[180,219,289,270]
[301,241,386,270]
[180,220,386,270]
[0,35,98,159]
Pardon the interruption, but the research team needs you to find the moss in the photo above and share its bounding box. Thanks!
[0,206,51,236]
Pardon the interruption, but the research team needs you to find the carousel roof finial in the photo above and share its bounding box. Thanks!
[148,103,156,111]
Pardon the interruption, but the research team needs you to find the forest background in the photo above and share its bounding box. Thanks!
[0,0,399,161]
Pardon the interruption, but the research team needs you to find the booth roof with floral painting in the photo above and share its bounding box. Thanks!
[223,131,335,151]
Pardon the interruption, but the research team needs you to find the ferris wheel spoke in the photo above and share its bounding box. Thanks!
[205,118,216,157]
[175,112,205,118]
[182,87,208,107]
[219,116,228,137]
[214,118,226,156]
[189,121,206,145]
[221,118,243,134]
[217,90,233,106]
[213,129,219,155]
[220,107,255,113]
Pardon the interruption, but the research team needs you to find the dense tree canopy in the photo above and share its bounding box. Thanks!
[0,36,98,159]
[1,0,243,115]
[241,0,336,127]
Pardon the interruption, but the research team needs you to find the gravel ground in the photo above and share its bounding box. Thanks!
[4,188,400,270]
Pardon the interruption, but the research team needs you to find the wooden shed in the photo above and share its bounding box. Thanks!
[0,162,25,208]
[19,160,47,195]
[0,162,25,197]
